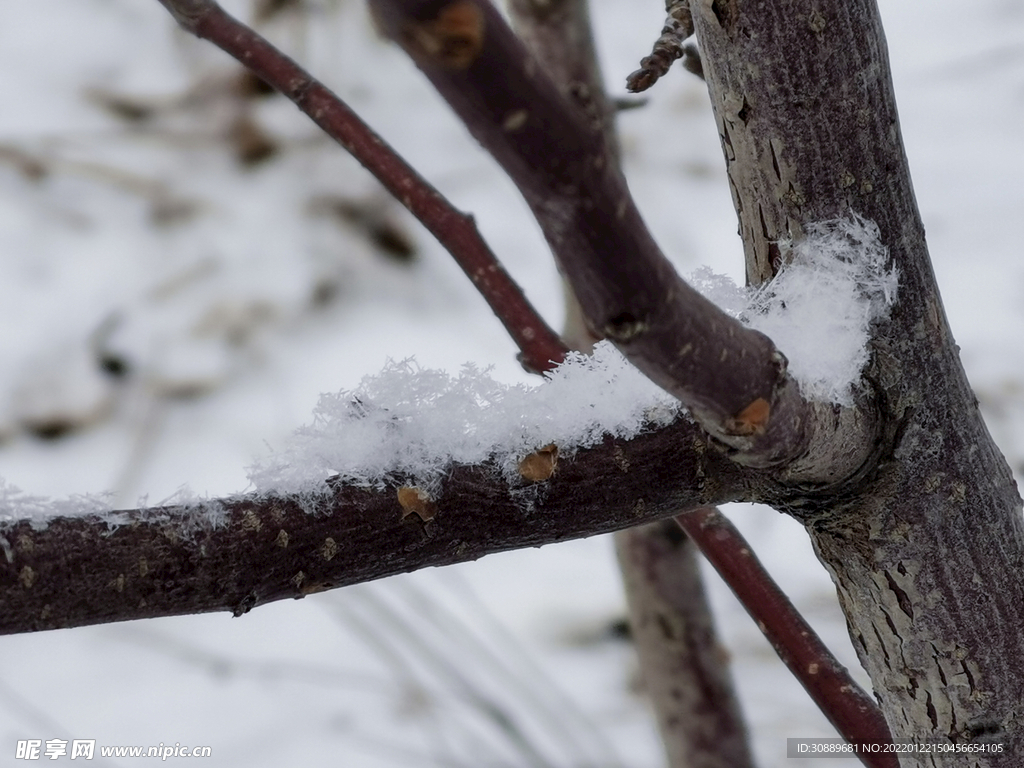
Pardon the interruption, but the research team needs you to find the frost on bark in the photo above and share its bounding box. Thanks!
[692,0,1024,761]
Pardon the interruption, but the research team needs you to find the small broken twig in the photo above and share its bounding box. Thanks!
[626,0,695,93]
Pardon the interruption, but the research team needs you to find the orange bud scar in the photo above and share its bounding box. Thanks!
[517,444,559,482]
[405,0,485,70]
[727,397,771,436]
[397,486,438,521]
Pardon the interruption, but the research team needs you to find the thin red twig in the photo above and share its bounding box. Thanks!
[676,508,897,768]
[156,0,568,374]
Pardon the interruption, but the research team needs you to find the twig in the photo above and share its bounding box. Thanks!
[675,507,897,768]
[154,0,567,374]
[626,0,694,93]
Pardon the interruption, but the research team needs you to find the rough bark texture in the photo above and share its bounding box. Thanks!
[0,418,766,634]
[617,520,755,768]
[693,0,1024,762]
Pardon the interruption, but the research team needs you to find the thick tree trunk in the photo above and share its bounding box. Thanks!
[692,0,1024,762]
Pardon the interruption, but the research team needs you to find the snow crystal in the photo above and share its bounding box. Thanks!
[693,213,899,406]
[247,342,683,498]
[0,478,113,530]
[0,477,228,532]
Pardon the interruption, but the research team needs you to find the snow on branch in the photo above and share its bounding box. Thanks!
[249,342,682,500]
[0,211,893,531]
[693,214,899,406]
[251,214,895,506]
[0,413,754,634]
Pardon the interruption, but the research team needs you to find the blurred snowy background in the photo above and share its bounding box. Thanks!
[0,0,1022,765]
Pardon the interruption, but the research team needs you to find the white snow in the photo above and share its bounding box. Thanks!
[0,478,113,530]
[249,214,894,505]
[248,341,681,499]
[694,214,899,405]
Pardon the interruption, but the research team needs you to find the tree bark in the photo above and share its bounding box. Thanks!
[0,418,761,634]
[692,0,1024,761]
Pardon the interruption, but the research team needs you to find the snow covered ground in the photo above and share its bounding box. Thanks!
[0,0,1021,765]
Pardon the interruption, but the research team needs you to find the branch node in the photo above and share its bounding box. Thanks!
[603,312,650,342]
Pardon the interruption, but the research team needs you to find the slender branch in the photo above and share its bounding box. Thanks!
[1,418,764,635]
[365,0,816,468]
[155,0,566,374]
[676,508,896,767]
[507,0,613,355]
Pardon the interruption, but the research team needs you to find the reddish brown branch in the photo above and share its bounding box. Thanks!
[676,508,896,767]
[155,0,566,374]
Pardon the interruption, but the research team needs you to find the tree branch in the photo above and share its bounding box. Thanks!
[0,418,768,635]
[155,0,566,374]
[366,0,821,469]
